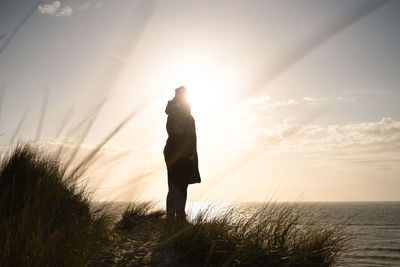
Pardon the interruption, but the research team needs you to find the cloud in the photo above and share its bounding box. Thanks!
[241,95,299,110]
[303,97,326,102]
[303,96,359,105]
[336,96,356,101]
[55,6,73,16]
[284,117,298,125]
[96,2,105,9]
[243,94,361,114]
[78,2,91,11]
[326,118,400,145]
[38,1,60,15]
[303,97,327,104]
[38,1,73,16]
[240,118,400,156]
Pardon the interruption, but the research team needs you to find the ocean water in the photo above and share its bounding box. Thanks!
[310,202,400,267]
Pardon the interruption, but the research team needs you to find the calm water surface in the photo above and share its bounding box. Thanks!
[312,202,400,267]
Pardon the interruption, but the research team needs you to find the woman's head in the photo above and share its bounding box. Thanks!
[174,86,187,99]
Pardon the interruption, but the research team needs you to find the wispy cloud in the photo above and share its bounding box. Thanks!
[303,96,327,103]
[336,96,356,101]
[244,118,400,155]
[303,96,359,104]
[241,95,299,110]
[78,2,91,11]
[38,1,73,17]
[38,1,60,15]
[56,6,73,16]
[96,2,105,9]
[243,94,359,112]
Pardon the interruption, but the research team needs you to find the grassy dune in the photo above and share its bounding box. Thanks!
[0,144,112,266]
[116,202,347,266]
[0,145,347,266]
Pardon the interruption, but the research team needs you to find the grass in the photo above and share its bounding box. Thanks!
[117,201,348,267]
[115,201,164,230]
[0,144,348,266]
[0,144,112,266]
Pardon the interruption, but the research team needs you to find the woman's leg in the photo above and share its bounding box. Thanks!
[166,183,177,220]
[175,184,188,221]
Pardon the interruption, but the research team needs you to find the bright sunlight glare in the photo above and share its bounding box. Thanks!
[167,59,236,124]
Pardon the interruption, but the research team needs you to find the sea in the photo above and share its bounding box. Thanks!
[111,201,400,266]
[304,202,400,267]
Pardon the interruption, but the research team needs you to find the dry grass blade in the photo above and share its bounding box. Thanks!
[10,108,29,144]
[0,83,5,131]
[55,105,75,139]
[243,0,392,98]
[60,99,107,169]
[0,1,43,56]
[35,87,49,140]
[68,107,139,181]
[104,168,163,201]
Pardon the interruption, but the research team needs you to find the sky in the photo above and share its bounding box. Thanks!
[0,0,399,202]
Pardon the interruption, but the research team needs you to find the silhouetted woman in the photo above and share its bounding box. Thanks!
[164,86,201,221]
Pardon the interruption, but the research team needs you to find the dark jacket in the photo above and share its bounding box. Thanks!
[164,98,201,185]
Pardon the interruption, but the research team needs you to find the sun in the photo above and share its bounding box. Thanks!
[169,60,235,125]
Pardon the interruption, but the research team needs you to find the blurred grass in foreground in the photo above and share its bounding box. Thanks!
[0,144,112,266]
[0,144,348,266]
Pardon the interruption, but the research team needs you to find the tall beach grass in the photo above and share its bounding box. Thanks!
[118,201,348,266]
[0,143,348,266]
[0,144,112,266]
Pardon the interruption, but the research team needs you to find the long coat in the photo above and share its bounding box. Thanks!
[164,98,201,186]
